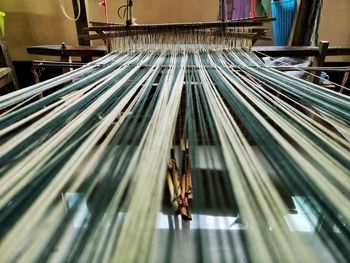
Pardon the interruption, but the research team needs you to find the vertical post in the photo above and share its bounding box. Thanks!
[126,0,133,26]
[311,40,329,84]
[220,0,227,21]
[60,43,73,74]
[72,0,92,62]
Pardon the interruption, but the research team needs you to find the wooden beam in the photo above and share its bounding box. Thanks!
[87,17,275,32]
[26,45,107,57]
[253,46,320,57]
[326,47,350,56]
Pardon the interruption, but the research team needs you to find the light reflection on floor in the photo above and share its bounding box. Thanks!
[63,193,319,233]
[60,193,338,263]
[284,196,318,232]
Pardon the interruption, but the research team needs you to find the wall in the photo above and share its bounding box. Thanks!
[88,0,218,24]
[0,0,349,61]
[0,1,78,61]
[319,0,350,62]
[0,0,218,61]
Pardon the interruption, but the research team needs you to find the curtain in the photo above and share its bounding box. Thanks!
[225,0,270,19]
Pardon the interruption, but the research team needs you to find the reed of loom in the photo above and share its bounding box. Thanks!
[83,17,273,51]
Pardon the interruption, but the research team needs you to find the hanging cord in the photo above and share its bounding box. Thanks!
[99,0,109,23]
[59,0,81,21]
[118,0,133,26]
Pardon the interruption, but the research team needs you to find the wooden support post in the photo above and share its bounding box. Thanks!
[311,40,329,84]
[60,43,73,74]
[61,54,73,74]
[72,0,92,62]
[340,72,349,93]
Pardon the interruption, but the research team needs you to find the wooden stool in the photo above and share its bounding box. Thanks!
[0,36,19,91]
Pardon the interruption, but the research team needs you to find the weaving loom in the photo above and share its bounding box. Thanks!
[0,14,350,263]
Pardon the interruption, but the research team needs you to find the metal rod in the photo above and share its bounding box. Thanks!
[32,60,85,68]
[31,60,350,73]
